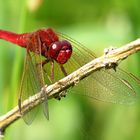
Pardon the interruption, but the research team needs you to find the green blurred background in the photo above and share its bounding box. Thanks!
[0,0,140,140]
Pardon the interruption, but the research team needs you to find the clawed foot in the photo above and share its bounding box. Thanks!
[54,91,67,100]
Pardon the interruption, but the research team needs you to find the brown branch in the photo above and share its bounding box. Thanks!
[0,38,140,136]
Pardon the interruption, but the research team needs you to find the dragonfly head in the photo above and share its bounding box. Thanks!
[49,40,72,64]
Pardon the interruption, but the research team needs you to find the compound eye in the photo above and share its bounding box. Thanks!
[56,40,72,64]
[49,40,72,64]
[49,41,62,60]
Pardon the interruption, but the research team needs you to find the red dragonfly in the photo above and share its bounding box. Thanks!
[0,28,140,124]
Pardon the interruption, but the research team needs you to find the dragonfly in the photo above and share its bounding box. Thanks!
[0,28,140,124]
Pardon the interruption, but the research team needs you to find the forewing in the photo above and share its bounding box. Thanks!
[19,34,47,125]
[58,33,140,104]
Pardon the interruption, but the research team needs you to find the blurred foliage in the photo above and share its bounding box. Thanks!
[0,0,140,140]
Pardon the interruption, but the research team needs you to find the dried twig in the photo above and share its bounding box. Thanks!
[0,38,140,136]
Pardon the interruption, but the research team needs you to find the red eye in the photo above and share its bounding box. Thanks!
[49,40,72,64]
[49,41,63,59]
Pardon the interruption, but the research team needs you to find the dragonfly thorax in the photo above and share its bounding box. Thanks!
[35,29,72,64]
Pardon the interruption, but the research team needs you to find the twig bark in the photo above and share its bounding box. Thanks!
[0,38,140,136]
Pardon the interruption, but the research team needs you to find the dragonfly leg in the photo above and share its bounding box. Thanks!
[104,47,118,71]
[35,58,50,68]
[18,98,22,115]
[50,61,54,81]
[111,63,118,71]
[60,65,67,76]
[54,80,68,100]
[41,59,50,67]
[105,62,118,71]
[54,91,67,100]
[51,65,68,100]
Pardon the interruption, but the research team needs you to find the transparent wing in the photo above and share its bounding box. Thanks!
[57,33,140,104]
[19,33,48,125]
